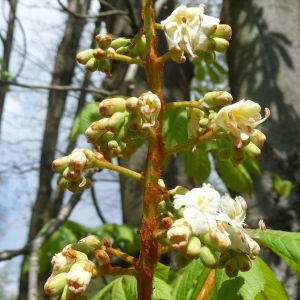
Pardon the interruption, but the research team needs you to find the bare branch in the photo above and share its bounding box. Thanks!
[91,184,107,224]
[0,79,114,96]
[0,192,82,262]
[57,0,128,19]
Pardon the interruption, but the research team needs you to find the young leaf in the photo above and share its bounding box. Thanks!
[248,229,300,278]
[171,259,211,300]
[271,174,294,197]
[216,159,253,194]
[183,145,211,184]
[152,276,172,300]
[163,107,187,148]
[71,101,100,140]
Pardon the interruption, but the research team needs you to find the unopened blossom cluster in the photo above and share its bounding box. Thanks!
[85,91,161,155]
[44,236,102,298]
[167,183,261,277]
[161,4,232,63]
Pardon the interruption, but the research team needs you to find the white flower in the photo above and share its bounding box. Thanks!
[173,183,223,234]
[161,4,219,58]
[213,99,270,147]
[67,260,94,295]
[220,194,247,227]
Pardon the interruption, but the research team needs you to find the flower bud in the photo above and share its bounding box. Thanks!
[139,91,161,127]
[67,260,94,295]
[44,272,68,297]
[243,142,261,160]
[93,48,106,60]
[73,235,102,258]
[76,49,94,64]
[97,59,111,77]
[110,38,131,50]
[95,249,110,265]
[58,177,69,189]
[184,236,202,259]
[213,37,230,52]
[52,156,68,173]
[95,34,112,49]
[204,51,215,64]
[211,24,232,40]
[99,97,126,117]
[230,146,244,165]
[125,97,140,114]
[250,129,266,149]
[127,113,143,131]
[236,253,252,272]
[67,148,88,171]
[197,37,216,52]
[225,257,239,277]
[198,246,219,268]
[107,112,126,132]
[85,119,109,143]
[63,167,80,181]
[134,35,147,59]
[167,218,192,250]
[86,57,99,72]
[203,91,233,107]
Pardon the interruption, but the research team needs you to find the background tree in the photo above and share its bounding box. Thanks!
[222,0,300,298]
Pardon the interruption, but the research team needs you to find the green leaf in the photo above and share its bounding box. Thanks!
[163,108,187,148]
[91,278,117,300]
[216,159,253,194]
[207,64,221,84]
[214,258,265,300]
[112,278,127,300]
[154,263,170,281]
[172,259,211,300]
[71,101,100,140]
[183,145,211,184]
[255,258,288,300]
[122,276,138,299]
[152,276,172,300]
[271,174,294,197]
[213,258,288,300]
[248,229,300,278]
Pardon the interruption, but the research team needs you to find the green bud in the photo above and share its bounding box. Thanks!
[52,156,68,173]
[44,272,68,297]
[225,257,239,277]
[107,111,126,132]
[214,37,230,52]
[73,235,102,258]
[95,34,112,49]
[243,142,261,160]
[108,140,125,155]
[203,91,233,107]
[116,46,130,55]
[110,38,131,50]
[198,38,216,53]
[217,148,231,161]
[76,49,94,64]
[199,246,219,268]
[99,97,126,117]
[97,59,111,77]
[184,236,202,259]
[204,51,215,64]
[134,35,147,59]
[86,57,99,72]
[211,24,232,40]
[66,179,86,193]
[58,177,69,189]
[127,113,143,131]
[230,147,245,165]
[236,253,252,272]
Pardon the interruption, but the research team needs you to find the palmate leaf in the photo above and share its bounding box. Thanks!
[213,257,288,300]
[248,229,300,278]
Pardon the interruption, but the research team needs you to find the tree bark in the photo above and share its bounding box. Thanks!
[0,0,18,134]
[222,1,300,298]
[18,1,91,299]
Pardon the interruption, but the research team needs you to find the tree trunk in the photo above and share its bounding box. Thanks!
[18,1,91,299]
[0,0,18,134]
[222,1,300,298]
[101,0,194,227]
